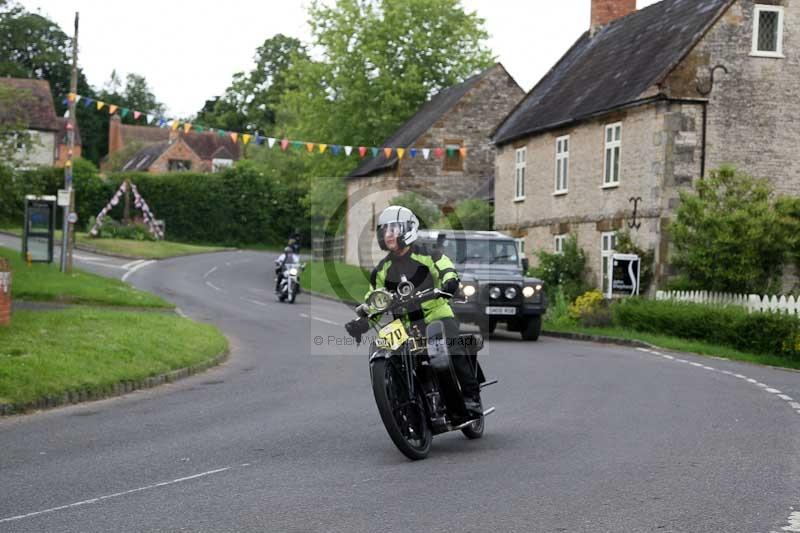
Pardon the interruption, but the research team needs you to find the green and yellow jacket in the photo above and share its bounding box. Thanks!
[368,245,459,324]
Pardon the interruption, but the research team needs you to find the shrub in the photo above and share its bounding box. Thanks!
[568,289,613,327]
[532,235,593,302]
[612,298,800,359]
[544,287,574,328]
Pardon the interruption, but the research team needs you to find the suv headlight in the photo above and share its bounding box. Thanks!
[504,287,517,299]
[489,287,501,299]
[522,286,535,298]
[461,283,476,297]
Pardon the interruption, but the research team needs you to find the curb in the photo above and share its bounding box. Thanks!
[542,330,655,349]
[0,349,229,417]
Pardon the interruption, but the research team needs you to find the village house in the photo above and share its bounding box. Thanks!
[0,78,82,167]
[492,0,798,293]
[345,63,525,267]
[107,114,240,173]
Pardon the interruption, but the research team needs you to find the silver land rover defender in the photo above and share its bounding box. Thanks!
[416,229,547,341]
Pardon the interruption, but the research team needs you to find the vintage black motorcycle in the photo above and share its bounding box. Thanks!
[348,280,497,460]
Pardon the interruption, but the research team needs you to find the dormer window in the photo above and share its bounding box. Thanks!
[752,5,784,58]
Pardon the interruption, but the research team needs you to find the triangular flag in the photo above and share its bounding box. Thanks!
[446,147,455,157]
[434,147,444,159]
[62,97,68,106]
[230,132,239,143]
[371,147,379,157]
[318,143,327,154]
[422,148,430,160]
[255,135,264,145]
[96,101,105,111]
[158,118,167,128]
[121,108,130,118]
[306,142,314,153]
[331,145,341,155]
[75,95,81,104]
[195,125,204,132]
[242,134,252,145]
[397,148,405,159]
[459,147,467,158]
[344,146,353,156]
[134,111,141,120]
[292,141,303,149]
[108,105,118,115]
[171,120,180,131]
[383,147,392,158]
[63,109,70,118]
[217,129,226,137]
[358,146,367,157]
[281,139,289,151]
[184,123,192,134]
[410,148,417,158]
[67,93,76,102]
[147,114,154,123]
[83,97,93,108]
[267,137,276,148]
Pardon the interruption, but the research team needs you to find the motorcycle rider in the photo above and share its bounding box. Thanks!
[345,205,482,414]
[274,245,300,294]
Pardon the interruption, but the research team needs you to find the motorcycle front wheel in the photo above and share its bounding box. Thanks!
[370,357,432,460]
[461,415,484,439]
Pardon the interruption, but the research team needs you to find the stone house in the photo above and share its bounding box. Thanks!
[345,63,525,267]
[0,78,82,167]
[492,0,797,293]
[107,115,240,173]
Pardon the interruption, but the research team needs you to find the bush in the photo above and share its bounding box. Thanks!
[612,298,800,359]
[532,235,593,302]
[544,287,574,328]
[568,289,612,327]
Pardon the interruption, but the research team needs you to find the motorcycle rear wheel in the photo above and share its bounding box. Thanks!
[370,357,432,460]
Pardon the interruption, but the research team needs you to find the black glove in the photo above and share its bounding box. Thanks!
[441,279,460,298]
[345,317,370,342]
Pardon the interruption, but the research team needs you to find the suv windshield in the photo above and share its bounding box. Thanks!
[438,238,519,265]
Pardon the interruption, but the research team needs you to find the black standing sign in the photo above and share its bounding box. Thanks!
[23,195,56,263]
[608,253,641,297]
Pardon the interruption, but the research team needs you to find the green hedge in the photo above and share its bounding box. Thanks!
[612,298,800,359]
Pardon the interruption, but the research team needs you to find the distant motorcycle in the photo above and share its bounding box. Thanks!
[348,280,497,460]
[277,262,304,303]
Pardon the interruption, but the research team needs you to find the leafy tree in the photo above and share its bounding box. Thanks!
[0,83,35,163]
[532,235,593,302]
[390,192,441,229]
[437,199,493,230]
[669,166,794,293]
[196,34,307,133]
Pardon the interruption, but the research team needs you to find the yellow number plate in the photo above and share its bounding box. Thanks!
[378,319,409,351]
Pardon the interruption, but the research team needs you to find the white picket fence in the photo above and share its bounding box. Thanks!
[656,290,800,315]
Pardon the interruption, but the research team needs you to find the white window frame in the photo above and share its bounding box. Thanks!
[603,123,622,188]
[751,5,784,58]
[601,232,617,295]
[514,147,526,201]
[516,238,526,258]
[554,234,567,255]
[555,135,569,195]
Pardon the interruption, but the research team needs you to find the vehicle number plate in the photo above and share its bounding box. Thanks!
[378,319,409,350]
[485,306,516,315]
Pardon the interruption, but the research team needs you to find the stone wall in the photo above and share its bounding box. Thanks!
[345,174,400,268]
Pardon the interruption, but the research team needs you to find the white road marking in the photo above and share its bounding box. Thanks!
[0,467,233,524]
[205,281,223,292]
[766,388,783,394]
[121,260,155,282]
[734,374,747,379]
[121,259,145,270]
[175,307,188,318]
[241,298,268,307]
[702,366,715,371]
[747,378,758,384]
[690,362,703,368]
[756,383,768,388]
[782,511,800,531]
[790,403,800,410]
[299,312,340,326]
[203,266,218,279]
[661,354,675,360]
[636,348,651,353]
[778,395,794,401]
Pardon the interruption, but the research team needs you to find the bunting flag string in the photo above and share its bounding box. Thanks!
[64,92,470,162]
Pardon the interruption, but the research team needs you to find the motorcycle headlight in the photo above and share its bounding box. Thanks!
[461,284,476,297]
[288,268,298,276]
[367,289,393,312]
[522,286,535,298]
[504,287,517,299]
[489,287,501,299]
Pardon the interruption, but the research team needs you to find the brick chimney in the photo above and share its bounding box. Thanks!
[109,114,123,155]
[591,0,636,34]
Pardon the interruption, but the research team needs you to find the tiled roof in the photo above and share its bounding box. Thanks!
[0,78,59,131]
[493,0,733,145]
[121,142,169,171]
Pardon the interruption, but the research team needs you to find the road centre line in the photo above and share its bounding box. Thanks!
[121,260,155,282]
[299,313,340,326]
[203,266,218,279]
[205,281,224,292]
[0,466,235,524]
[241,297,269,307]
[121,259,145,270]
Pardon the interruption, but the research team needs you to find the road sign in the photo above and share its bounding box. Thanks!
[67,212,78,224]
[57,189,70,207]
[608,253,641,298]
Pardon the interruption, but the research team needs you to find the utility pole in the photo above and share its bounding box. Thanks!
[60,12,78,273]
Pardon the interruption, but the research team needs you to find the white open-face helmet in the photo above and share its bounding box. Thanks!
[376,205,419,251]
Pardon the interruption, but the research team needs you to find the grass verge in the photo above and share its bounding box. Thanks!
[544,320,800,370]
[303,260,370,304]
[0,246,172,308]
[0,227,230,259]
[0,308,228,406]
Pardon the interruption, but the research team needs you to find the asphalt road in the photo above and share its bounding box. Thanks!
[1,243,800,532]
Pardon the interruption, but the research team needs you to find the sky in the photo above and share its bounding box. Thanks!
[18,0,661,119]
